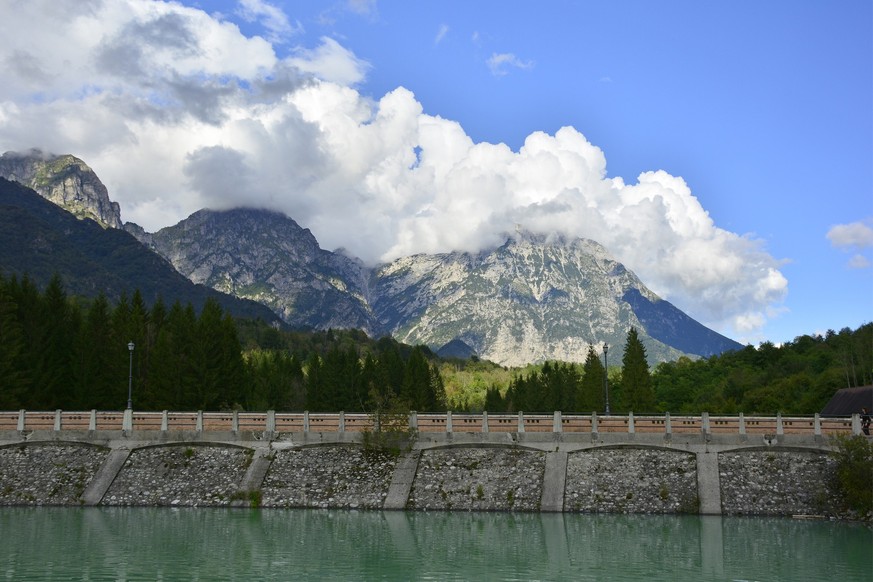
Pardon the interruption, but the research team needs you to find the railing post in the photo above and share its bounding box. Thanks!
[518,411,525,433]
[701,412,710,437]
[776,412,784,436]
[553,411,562,433]
[409,411,418,432]
[664,412,672,436]
[161,410,168,432]
[482,411,489,433]
[814,413,821,436]
[738,413,746,436]
[54,409,62,431]
[851,413,860,435]
[591,412,598,435]
[628,412,635,434]
[89,410,97,431]
[338,411,345,433]
[303,411,310,433]
[267,410,276,433]
[122,408,133,432]
[231,410,238,433]
[17,409,25,432]
[196,411,203,433]
[446,410,453,433]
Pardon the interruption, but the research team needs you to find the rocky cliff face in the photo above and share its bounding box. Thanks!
[372,233,700,366]
[143,212,740,366]
[0,150,122,229]
[140,208,375,334]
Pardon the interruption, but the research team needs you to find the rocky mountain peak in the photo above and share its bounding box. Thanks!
[9,150,743,366]
[0,149,122,229]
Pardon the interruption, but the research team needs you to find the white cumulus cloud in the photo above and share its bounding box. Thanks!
[0,0,788,339]
[827,221,873,249]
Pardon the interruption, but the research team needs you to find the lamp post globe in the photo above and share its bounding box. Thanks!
[127,341,134,410]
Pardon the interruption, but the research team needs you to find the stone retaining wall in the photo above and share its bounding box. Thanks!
[0,442,108,505]
[565,448,698,513]
[719,449,837,516]
[408,447,545,511]
[261,446,396,509]
[0,440,844,516]
[103,444,252,507]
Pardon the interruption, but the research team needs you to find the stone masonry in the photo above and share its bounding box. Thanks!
[260,446,397,509]
[565,448,699,513]
[719,449,837,516]
[103,444,252,507]
[0,442,108,505]
[407,447,545,511]
[0,437,856,517]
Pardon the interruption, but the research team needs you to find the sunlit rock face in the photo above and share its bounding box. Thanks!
[0,150,123,229]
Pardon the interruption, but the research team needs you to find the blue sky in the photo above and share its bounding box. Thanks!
[0,0,870,346]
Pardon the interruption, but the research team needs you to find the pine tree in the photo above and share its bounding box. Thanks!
[72,293,116,409]
[34,275,78,408]
[579,346,605,413]
[0,275,27,408]
[621,327,656,412]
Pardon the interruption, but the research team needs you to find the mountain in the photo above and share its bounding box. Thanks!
[0,150,123,229]
[2,149,743,366]
[140,208,740,366]
[0,178,282,324]
[372,232,741,366]
[133,208,375,333]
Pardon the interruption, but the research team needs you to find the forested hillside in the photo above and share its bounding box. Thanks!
[0,275,867,415]
[0,275,445,413]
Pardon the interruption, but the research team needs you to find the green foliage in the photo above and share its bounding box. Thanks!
[830,435,873,516]
[505,361,581,413]
[651,324,872,414]
[1,273,869,417]
[579,345,605,413]
[620,328,656,413]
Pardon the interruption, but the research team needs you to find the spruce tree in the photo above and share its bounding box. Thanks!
[621,327,656,412]
[579,345,605,413]
[0,275,27,408]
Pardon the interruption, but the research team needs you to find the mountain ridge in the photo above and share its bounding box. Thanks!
[1,149,743,365]
[0,177,283,324]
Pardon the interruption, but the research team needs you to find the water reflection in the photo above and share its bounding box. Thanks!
[1,508,870,581]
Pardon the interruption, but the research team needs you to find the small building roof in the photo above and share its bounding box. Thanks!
[821,385,873,416]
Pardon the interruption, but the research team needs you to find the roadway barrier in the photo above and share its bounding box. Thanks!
[0,410,860,436]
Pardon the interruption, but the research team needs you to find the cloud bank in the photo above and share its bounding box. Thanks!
[0,0,787,338]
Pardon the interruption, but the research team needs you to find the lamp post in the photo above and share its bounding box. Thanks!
[603,343,610,416]
[127,341,134,410]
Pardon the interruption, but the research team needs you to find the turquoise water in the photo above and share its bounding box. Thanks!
[0,508,869,581]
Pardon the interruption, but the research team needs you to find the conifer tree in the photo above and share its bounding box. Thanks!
[0,275,26,408]
[579,345,605,413]
[621,327,656,412]
[72,293,116,409]
[34,275,78,408]
[304,352,324,411]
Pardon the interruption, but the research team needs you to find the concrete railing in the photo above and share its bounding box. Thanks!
[0,410,861,436]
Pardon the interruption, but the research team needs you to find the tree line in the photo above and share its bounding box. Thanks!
[1,274,868,415]
[0,275,445,413]
[480,325,871,415]
[485,327,656,413]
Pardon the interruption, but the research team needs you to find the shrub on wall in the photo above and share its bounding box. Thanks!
[830,435,873,517]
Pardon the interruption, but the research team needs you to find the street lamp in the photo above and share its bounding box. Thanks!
[127,341,134,410]
[602,343,610,416]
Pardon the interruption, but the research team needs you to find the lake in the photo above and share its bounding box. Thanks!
[1,508,869,580]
